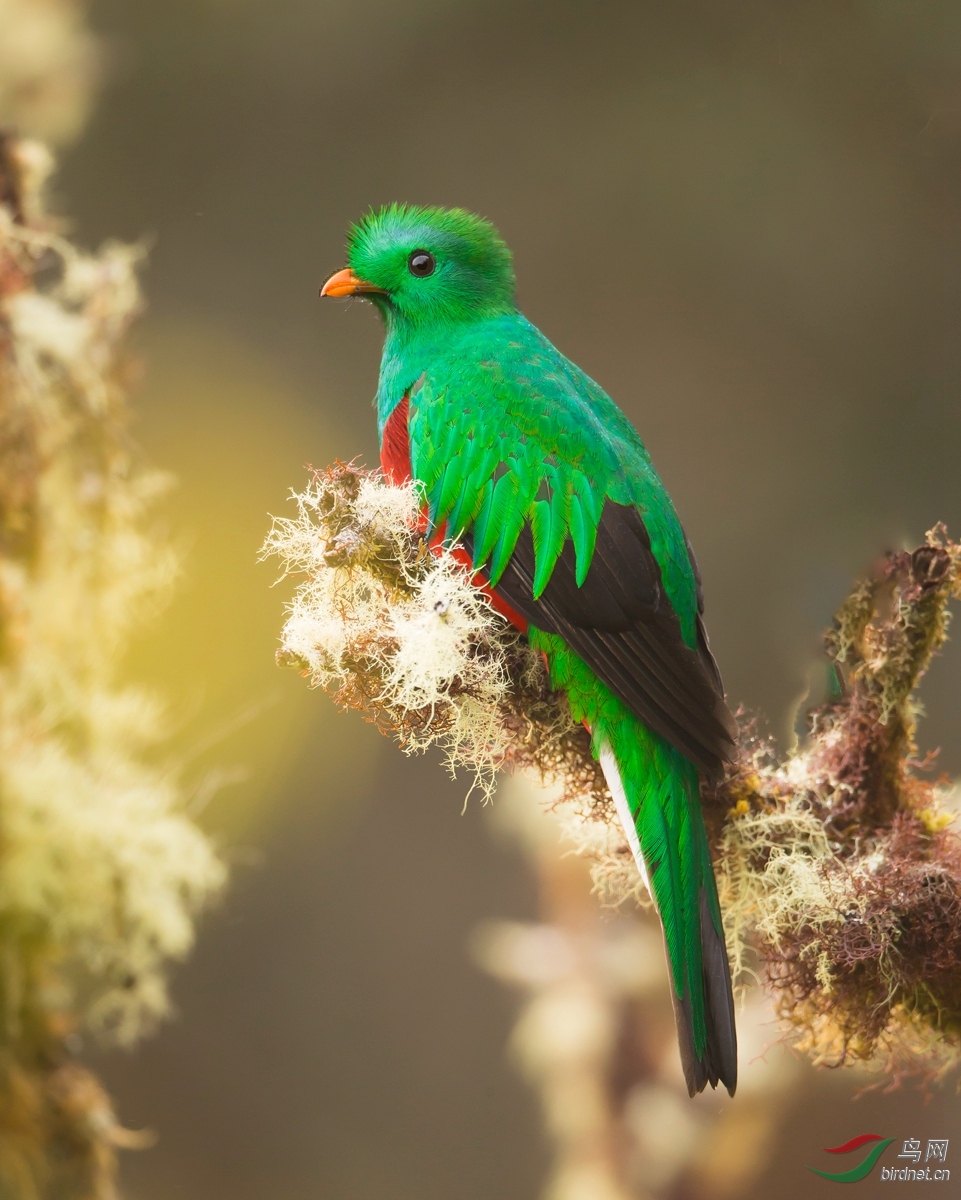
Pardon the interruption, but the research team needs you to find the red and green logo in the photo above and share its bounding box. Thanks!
[807,1134,894,1182]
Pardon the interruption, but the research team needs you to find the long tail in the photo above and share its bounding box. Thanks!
[599,717,737,1096]
[534,633,738,1096]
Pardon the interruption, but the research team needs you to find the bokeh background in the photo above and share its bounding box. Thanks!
[15,0,961,1196]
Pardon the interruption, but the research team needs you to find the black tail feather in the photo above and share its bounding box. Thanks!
[667,886,738,1097]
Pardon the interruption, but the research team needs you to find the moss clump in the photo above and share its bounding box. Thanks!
[707,528,961,1082]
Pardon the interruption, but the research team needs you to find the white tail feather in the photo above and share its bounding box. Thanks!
[598,742,653,901]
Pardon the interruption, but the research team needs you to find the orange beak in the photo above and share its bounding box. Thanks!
[319,267,387,298]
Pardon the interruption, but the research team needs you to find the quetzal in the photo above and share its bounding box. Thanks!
[321,205,738,1096]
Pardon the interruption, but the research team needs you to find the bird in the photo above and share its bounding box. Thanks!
[321,205,738,1096]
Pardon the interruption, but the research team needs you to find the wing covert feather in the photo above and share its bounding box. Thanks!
[404,314,735,772]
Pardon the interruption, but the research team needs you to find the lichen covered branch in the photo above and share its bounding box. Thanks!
[264,461,609,808]
[269,463,961,1084]
[0,137,224,1197]
[705,529,961,1081]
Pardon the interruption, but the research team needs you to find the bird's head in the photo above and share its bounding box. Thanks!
[321,204,515,332]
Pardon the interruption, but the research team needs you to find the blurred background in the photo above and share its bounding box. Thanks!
[7,0,961,1196]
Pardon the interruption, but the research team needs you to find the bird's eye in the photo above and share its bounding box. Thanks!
[408,250,436,278]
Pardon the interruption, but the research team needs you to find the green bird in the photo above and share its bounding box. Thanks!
[321,205,738,1096]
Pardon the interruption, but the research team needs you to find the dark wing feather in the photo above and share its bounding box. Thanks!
[466,501,736,776]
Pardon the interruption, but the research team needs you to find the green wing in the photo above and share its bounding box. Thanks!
[408,313,698,638]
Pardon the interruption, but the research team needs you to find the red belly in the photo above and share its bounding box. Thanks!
[379,395,412,487]
[380,394,528,633]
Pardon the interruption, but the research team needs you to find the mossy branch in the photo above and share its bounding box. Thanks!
[0,135,224,1198]
[703,527,961,1083]
[270,463,961,1086]
[263,461,609,809]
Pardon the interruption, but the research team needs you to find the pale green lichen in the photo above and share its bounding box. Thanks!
[264,465,517,797]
